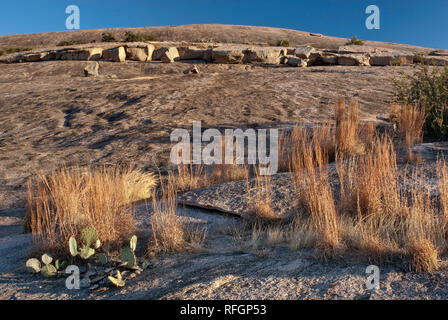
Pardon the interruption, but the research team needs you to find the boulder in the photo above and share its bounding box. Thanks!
[308,52,339,66]
[293,46,316,59]
[242,48,286,64]
[338,45,377,54]
[212,49,244,64]
[183,65,200,74]
[177,46,206,60]
[286,56,307,67]
[338,54,370,66]
[42,50,63,61]
[125,43,155,61]
[84,61,99,77]
[60,48,103,61]
[22,52,48,62]
[369,51,414,66]
[202,48,213,62]
[159,47,180,63]
[102,47,126,62]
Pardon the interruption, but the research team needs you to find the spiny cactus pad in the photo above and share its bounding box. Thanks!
[41,264,57,278]
[26,258,41,273]
[120,246,136,268]
[69,236,78,257]
[130,235,137,252]
[81,226,99,247]
[108,270,125,287]
[79,246,95,260]
[41,253,53,265]
[98,253,108,265]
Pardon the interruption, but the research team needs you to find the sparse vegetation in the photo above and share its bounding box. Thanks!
[346,36,364,46]
[27,166,156,253]
[149,177,206,254]
[276,39,290,47]
[101,32,117,42]
[0,47,32,56]
[393,66,448,139]
[240,98,447,271]
[56,40,86,46]
[124,31,160,42]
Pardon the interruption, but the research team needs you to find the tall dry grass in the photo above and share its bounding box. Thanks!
[246,165,278,222]
[27,167,156,253]
[285,99,445,270]
[149,174,206,254]
[390,104,425,162]
[291,125,342,259]
[335,98,359,155]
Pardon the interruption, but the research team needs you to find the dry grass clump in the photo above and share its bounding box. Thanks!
[292,128,343,259]
[390,104,425,162]
[335,136,446,270]
[407,238,439,272]
[335,98,356,153]
[286,104,445,270]
[149,176,206,254]
[246,166,279,222]
[390,104,425,146]
[175,163,208,192]
[172,136,249,192]
[27,166,154,253]
[210,163,249,185]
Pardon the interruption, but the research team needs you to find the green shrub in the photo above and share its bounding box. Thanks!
[346,36,364,46]
[101,32,116,42]
[393,66,448,139]
[0,47,32,56]
[276,39,290,47]
[124,31,160,42]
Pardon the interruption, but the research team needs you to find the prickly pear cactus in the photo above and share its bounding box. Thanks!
[108,270,125,287]
[41,253,53,265]
[79,246,95,260]
[81,226,98,247]
[120,246,136,268]
[41,264,57,278]
[26,258,41,273]
[69,236,78,257]
[130,235,137,252]
[98,253,108,265]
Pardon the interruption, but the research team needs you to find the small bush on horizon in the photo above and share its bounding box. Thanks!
[101,32,117,42]
[346,36,364,46]
[393,66,448,139]
[276,39,290,47]
[124,31,160,42]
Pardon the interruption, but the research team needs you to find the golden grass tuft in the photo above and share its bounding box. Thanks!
[407,238,439,272]
[284,98,445,269]
[149,175,206,254]
[27,166,155,253]
[390,104,425,147]
[246,165,279,222]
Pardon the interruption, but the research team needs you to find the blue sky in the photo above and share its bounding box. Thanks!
[1,0,447,49]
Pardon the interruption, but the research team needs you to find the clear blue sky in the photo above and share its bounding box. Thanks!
[1,0,447,49]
